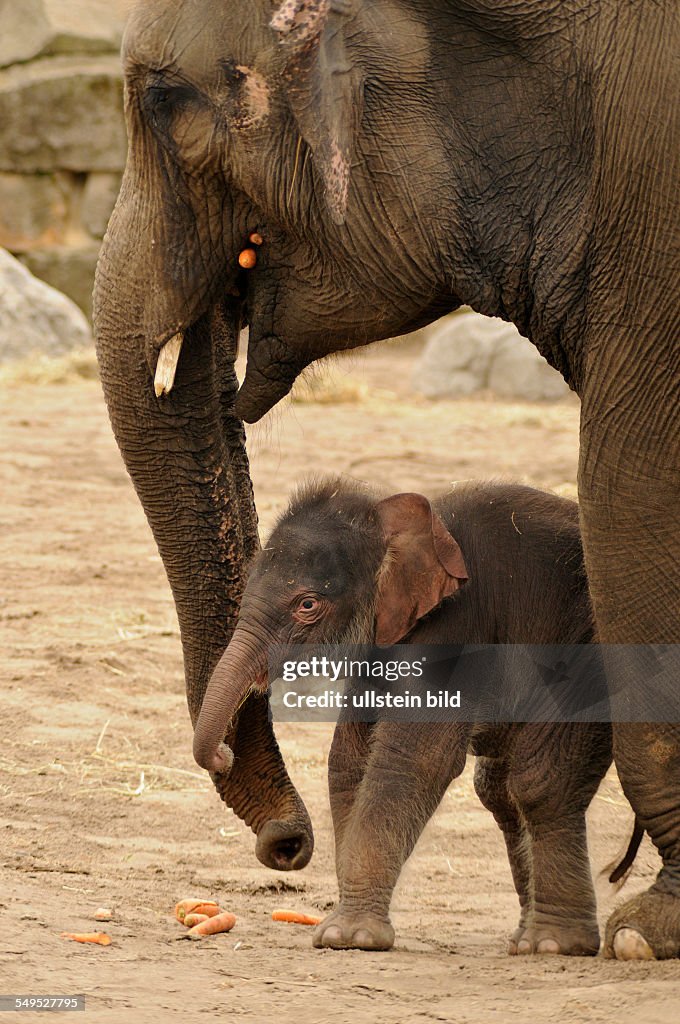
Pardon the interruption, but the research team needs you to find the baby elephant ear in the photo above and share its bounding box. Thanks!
[374,493,469,647]
[271,0,360,225]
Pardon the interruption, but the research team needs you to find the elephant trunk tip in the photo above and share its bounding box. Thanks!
[194,739,235,776]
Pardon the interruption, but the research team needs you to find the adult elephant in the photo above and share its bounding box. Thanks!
[94,0,680,958]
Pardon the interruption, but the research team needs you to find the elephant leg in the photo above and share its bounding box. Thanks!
[313,721,468,951]
[604,723,680,960]
[473,755,531,953]
[327,721,375,899]
[579,344,680,958]
[506,724,612,956]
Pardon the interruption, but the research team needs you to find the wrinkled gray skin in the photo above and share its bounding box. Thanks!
[93,0,680,955]
[195,478,615,952]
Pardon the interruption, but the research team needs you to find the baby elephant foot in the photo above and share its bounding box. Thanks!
[509,922,600,956]
[605,890,680,960]
[312,907,395,951]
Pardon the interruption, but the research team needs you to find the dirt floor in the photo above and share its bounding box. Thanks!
[1,341,678,1023]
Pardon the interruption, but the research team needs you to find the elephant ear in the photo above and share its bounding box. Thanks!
[271,0,361,225]
[374,493,469,646]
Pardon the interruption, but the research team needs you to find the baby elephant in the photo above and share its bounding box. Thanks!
[194,479,616,954]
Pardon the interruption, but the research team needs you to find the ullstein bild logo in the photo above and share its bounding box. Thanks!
[268,644,680,723]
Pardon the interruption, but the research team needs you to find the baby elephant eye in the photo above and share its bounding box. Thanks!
[293,595,324,622]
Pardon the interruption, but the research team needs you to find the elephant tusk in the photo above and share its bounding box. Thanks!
[154,333,183,397]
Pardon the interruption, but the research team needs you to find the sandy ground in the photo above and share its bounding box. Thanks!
[1,342,678,1023]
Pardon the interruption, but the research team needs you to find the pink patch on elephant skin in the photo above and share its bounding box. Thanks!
[326,140,350,222]
[271,0,352,45]
[235,66,271,126]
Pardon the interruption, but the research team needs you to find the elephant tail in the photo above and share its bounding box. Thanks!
[606,819,645,886]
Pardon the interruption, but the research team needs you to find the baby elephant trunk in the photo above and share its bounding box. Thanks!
[193,627,267,774]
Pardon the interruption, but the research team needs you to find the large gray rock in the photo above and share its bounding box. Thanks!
[0,247,91,361]
[413,312,505,398]
[0,1,126,69]
[21,244,101,319]
[413,311,570,401]
[488,330,571,402]
[0,56,126,173]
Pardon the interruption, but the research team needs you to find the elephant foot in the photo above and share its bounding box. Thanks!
[312,907,395,951]
[508,921,600,956]
[605,890,680,960]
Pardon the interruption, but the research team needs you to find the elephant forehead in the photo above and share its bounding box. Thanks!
[258,534,360,592]
[124,0,275,79]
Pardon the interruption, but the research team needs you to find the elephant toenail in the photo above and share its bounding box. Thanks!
[517,939,531,954]
[613,928,655,961]
[536,939,561,954]
[321,925,344,947]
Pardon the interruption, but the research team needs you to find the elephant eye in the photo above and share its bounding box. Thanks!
[293,595,325,623]
[144,82,192,129]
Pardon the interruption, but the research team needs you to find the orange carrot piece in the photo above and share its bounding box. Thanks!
[271,910,322,926]
[61,932,111,946]
[191,903,222,919]
[187,911,236,937]
[183,913,209,928]
[238,248,257,270]
[174,899,220,923]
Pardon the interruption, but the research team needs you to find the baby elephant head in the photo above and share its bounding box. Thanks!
[193,479,468,775]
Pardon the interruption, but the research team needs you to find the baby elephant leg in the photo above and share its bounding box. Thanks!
[474,755,531,953]
[314,721,467,951]
[327,721,375,894]
[508,723,612,956]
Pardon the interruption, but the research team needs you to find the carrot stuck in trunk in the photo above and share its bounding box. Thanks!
[61,932,111,946]
[272,910,322,926]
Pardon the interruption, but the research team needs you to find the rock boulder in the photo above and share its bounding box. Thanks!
[0,247,92,361]
[412,311,570,402]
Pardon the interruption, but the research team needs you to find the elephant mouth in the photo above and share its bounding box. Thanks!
[234,336,303,422]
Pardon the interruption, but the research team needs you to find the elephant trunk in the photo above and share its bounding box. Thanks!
[93,168,314,870]
[193,626,267,775]
[192,623,314,871]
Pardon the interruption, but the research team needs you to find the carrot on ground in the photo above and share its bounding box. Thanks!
[187,911,237,937]
[174,899,220,923]
[271,910,322,926]
[61,932,111,946]
[183,913,209,928]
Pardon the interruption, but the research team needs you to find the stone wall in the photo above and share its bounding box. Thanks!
[0,1,130,318]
